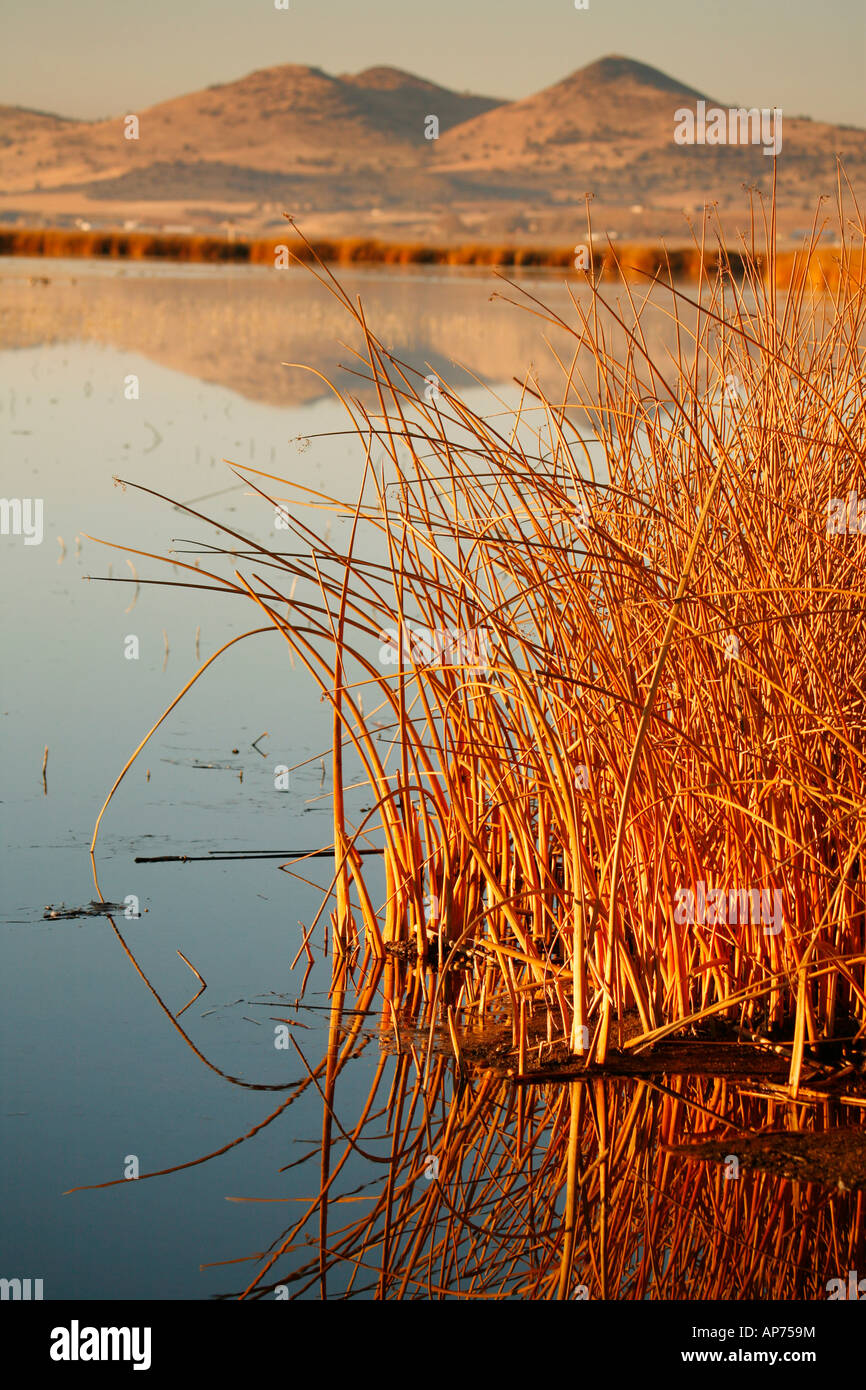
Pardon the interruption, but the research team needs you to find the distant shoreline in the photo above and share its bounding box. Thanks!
[0,226,859,286]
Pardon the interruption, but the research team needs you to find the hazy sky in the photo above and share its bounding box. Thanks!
[3,0,864,127]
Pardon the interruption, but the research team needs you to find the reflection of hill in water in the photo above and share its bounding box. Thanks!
[0,262,690,408]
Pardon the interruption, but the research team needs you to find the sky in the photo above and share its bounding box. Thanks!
[2,0,864,128]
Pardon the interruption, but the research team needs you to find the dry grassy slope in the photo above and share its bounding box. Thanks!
[437,56,710,166]
[433,55,866,201]
[0,64,504,194]
[0,105,75,144]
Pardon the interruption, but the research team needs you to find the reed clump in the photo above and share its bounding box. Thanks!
[94,196,866,1079]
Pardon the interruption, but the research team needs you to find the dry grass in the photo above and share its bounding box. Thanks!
[92,189,866,1064]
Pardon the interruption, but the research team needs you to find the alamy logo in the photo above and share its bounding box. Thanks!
[378,623,493,671]
[674,883,784,935]
[572,496,591,530]
[827,1270,866,1299]
[50,1321,152,1371]
[0,1277,43,1300]
[0,497,43,545]
[423,373,441,405]
[424,894,440,934]
[674,101,782,157]
[827,490,866,535]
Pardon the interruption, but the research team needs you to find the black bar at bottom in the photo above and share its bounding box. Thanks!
[9,1296,861,1376]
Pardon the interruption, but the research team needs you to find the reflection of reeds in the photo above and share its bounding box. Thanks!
[3,224,864,288]
[197,952,864,1300]
[87,191,866,1295]
[225,1053,863,1300]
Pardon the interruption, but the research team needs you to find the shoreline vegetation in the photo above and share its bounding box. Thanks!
[92,203,866,1073]
[1,224,863,287]
[81,200,865,1296]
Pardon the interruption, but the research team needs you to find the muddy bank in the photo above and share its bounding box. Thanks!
[667,1128,866,1190]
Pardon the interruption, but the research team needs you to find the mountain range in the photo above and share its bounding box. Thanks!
[1,55,863,242]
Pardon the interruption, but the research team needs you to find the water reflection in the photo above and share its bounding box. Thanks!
[1,256,695,409]
[76,939,863,1300]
